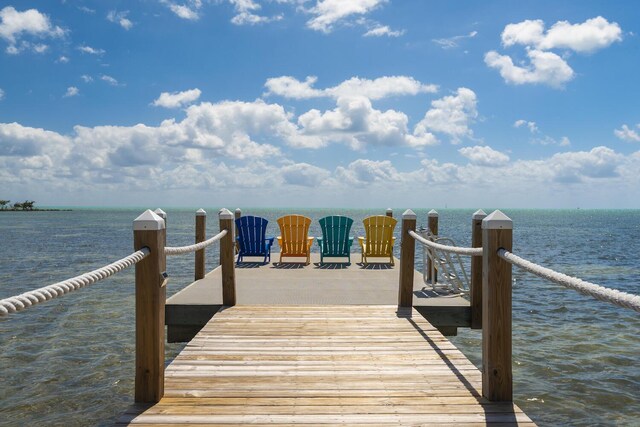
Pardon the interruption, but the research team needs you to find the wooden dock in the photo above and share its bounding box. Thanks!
[166,254,471,342]
[119,305,533,426]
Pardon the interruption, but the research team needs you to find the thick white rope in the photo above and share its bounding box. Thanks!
[499,249,640,314]
[409,230,482,257]
[165,229,227,256]
[0,248,150,317]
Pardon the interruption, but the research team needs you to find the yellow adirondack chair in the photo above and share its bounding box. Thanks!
[358,215,397,265]
[276,215,314,265]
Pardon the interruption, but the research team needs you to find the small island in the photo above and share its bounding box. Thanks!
[0,200,71,212]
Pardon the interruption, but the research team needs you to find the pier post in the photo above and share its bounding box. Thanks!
[234,208,241,254]
[133,210,166,403]
[427,209,439,283]
[482,210,513,402]
[195,209,206,281]
[219,208,236,306]
[386,208,393,217]
[398,209,416,308]
[471,209,487,329]
[154,208,167,247]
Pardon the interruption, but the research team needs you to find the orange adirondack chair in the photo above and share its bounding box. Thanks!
[358,215,397,265]
[276,215,314,265]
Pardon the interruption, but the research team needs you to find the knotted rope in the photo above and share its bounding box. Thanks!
[409,230,482,257]
[499,249,640,314]
[165,229,227,256]
[0,248,150,317]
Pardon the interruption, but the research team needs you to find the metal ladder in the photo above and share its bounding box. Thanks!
[417,227,470,294]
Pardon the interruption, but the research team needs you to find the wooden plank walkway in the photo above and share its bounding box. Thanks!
[119,305,534,426]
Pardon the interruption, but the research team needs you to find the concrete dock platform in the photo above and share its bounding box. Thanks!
[166,254,470,341]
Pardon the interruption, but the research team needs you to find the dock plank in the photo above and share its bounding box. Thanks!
[119,305,533,426]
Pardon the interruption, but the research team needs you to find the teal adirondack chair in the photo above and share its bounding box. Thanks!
[316,215,354,264]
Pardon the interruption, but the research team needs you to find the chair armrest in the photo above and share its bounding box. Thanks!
[306,236,314,248]
[316,237,324,247]
[276,236,282,247]
[347,236,354,247]
[265,237,275,249]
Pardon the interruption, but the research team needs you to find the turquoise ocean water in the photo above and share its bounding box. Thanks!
[0,208,638,426]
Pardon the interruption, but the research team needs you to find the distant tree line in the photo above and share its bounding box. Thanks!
[0,200,36,210]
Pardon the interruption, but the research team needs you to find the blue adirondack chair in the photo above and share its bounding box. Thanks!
[316,215,354,264]
[235,215,274,265]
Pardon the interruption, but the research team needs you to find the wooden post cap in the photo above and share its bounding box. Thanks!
[402,209,417,219]
[196,208,207,216]
[473,209,487,220]
[219,208,233,220]
[386,208,393,214]
[235,208,242,214]
[153,208,167,220]
[428,209,439,218]
[482,210,513,230]
[134,210,165,231]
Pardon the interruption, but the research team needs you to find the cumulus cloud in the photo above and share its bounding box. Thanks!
[458,145,509,166]
[280,163,331,187]
[107,10,133,30]
[0,6,64,54]
[78,45,105,55]
[57,55,69,63]
[0,88,4,100]
[487,16,621,88]
[485,49,575,88]
[64,86,79,98]
[81,74,93,83]
[412,88,478,144]
[614,124,640,142]
[335,159,403,187]
[502,17,622,53]
[152,88,202,108]
[306,0,387,33]
[514,119,538,133]
[265,75,437,100]
[432,31,477,49]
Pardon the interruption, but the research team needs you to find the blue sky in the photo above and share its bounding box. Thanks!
[1,0,639,208]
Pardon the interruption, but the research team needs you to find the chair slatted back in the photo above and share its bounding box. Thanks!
[235,216,268,255]
[319,215,353,256]
[363,215,397,256]
[277,215,312,255]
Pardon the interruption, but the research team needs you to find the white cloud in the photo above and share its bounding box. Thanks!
[502,17,622,53]
[0,6,64,54]
[412,87,478,144]
[614,124,640,142]
[101,75,120,86]
[363,24,404,38]
[0,88,4,100]
[485,49,574,88]
[458,145,509,166]
[306,0,387,33]
[107,10,133,30]
[433,31,477,49]
[335,159,403,187]
[81,74,93,83]
[78,45,105,55]
[229,0,282,26]
[57,55,69,63]
[280,163,331,187]
[63,86,79,98]
[514,119,538,133]
[162,0,203,20]
[297,95,411,150]
[487,17,622,88]
[152,88,202,108]
[265,75,437,100]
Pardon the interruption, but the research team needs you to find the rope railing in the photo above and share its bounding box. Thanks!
[409,229,482,257]
[498,249,640,314]
[0,248,150,317]
[164,229,227,256]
